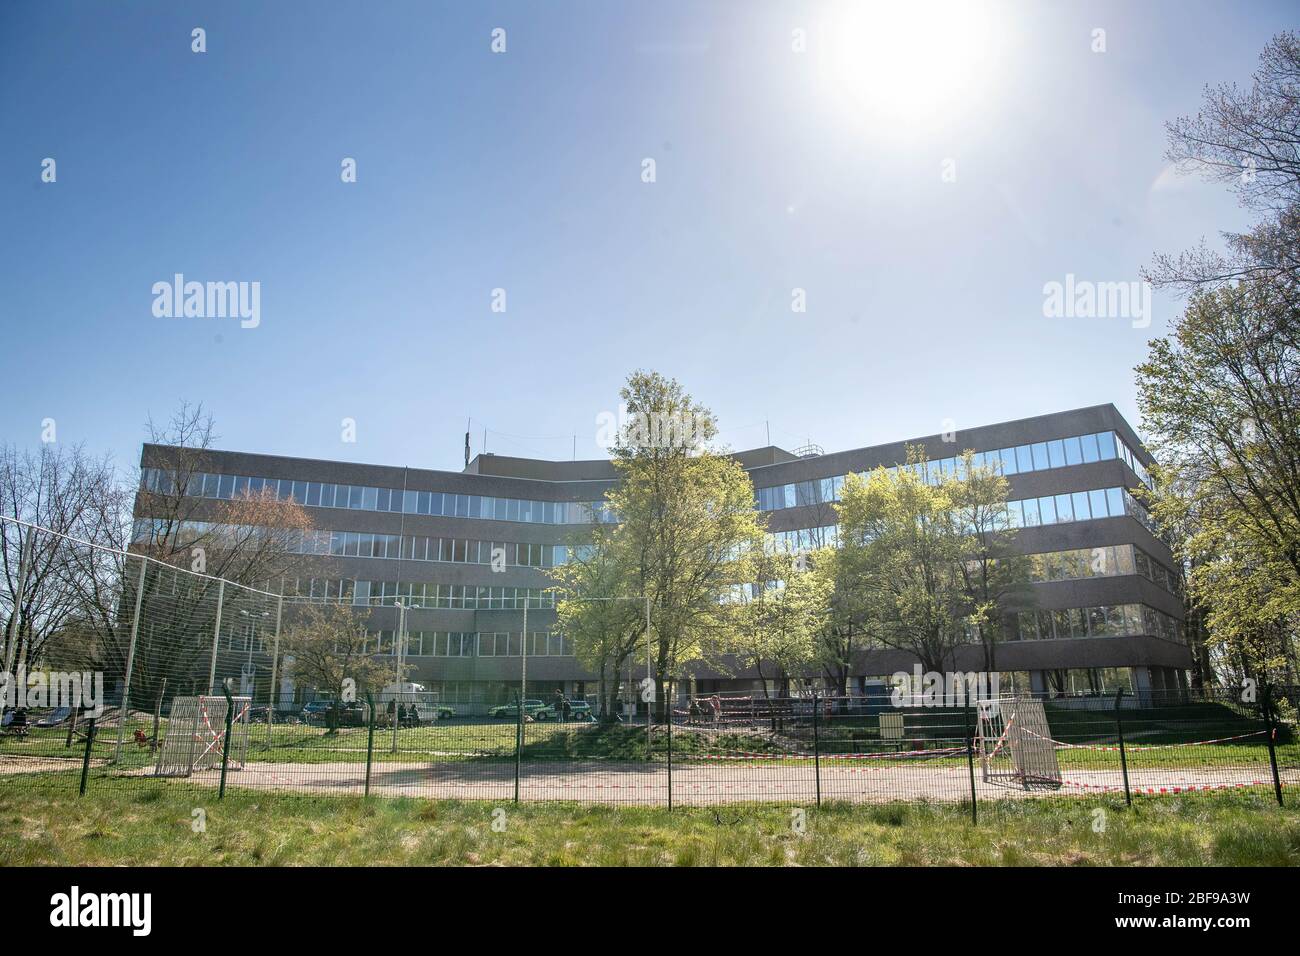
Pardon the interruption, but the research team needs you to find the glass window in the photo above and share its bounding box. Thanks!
[1053,609,1073,639]
[1054,494,1074,522]
[1038,495,1057,524]
[1096,432,1117,460]
[1106,487,1124,517]
[1080,433,1100,463]
[1069,607,1087,637]
[233,475,250,497]
[1089,488,1109,518]
[1088,606,1108,635]
[1071,491,1091,520]
[1031,443,1050,471]
[362,487,378,511]
[377,488,390,512]
[1046,439,1066,469]
[1005,500,1023,528]
[1015,445,1034,473]
[1063,436,1083,466]
[1000,448,1018,476]
[1021,496,1040,526]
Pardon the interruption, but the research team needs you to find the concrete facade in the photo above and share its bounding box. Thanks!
[135,403,1192,707]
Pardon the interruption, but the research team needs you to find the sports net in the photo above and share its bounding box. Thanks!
[154,695,252,776]
[977,696,1062,789]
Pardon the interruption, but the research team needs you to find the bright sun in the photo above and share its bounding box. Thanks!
[822,1,1003,123]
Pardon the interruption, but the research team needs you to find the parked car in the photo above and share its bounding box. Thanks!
[299,700,336,724]
[433,705,456,720]
[535,700,593,722]
[488,699,545,720]
[301,700,366,727]
[34,707,75,728]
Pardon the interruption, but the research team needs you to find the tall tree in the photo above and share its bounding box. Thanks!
[551,526,645,720]
[599,371,768,718]
[0,443,124,683]
[1136,280,1300,684]
[835,448,1029,676]
[728,549,829,699]
[279,599,392,732]
[1146,32,1300,299]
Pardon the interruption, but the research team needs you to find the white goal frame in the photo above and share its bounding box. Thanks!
[975,696,1062,790]
[154,695,252,777]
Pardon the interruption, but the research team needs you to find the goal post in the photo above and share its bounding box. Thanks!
[975,696,1062,790]
[154,695,252,777]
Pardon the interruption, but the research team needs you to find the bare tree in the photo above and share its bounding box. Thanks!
[0,443,125,683]
[1146,32,1300,299]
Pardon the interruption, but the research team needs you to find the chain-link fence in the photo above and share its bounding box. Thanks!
[2,516,1296,813]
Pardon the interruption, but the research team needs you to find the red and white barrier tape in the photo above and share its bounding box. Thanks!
[1021,727,1265,752]
[687,744,967,762]
[1059,777,1273,795]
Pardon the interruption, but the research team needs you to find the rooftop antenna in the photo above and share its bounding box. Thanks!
[464,418,471,469]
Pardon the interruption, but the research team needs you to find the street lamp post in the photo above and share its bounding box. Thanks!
[238,610,270,700]
[392,600,407,753]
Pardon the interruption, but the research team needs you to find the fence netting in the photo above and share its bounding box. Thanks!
[1,517,1295,813]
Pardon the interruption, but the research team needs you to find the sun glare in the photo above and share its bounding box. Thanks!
[822,1,1003,123]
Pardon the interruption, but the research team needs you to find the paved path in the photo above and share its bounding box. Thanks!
[166,759,1292,805]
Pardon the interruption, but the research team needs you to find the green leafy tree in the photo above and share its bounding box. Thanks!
[598,371,768,718]
[727,549,830,699]
[835,447,1029,677]
[1136,280,1300,685]
[280,599,395,732]
[551,526,644,720]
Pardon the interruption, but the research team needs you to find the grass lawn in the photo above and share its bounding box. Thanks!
[5,715,1295,778]
[1,774,1298,866]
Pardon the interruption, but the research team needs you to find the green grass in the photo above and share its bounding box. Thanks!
[5,711,1294,776]
[1,774,1297,866]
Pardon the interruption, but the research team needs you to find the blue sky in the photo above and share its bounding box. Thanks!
[0,1,1289,473]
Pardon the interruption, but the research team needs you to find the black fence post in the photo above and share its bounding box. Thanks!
[513,690,522,805]
[964,700,977,825]
[666,678,673,811]
[218,681,234,801]
[1262,686,1284,807]
[812,694,822,808]
[78,716,97,796]
[1114,687,1132,807]
[364,691,376,799]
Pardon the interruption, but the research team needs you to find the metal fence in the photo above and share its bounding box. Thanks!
[4,684,1295,812]
[1,516,1296,813]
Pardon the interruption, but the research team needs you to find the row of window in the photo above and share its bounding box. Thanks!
[1011,604,1182,643]
[133,519,572,570]
[754,430,1150,512]
[363,630,574,658]
[284,529,566,568]
[1027,544,1179,594]
[767,487,1152,551]
[140,467,615,526]
[285,578,558,610]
